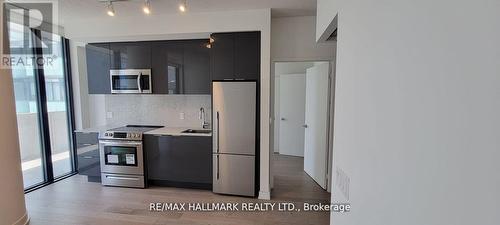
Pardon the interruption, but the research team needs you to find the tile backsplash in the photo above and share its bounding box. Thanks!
[104,94,211,128]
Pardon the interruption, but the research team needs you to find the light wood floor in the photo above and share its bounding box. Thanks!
[25,154,330,225]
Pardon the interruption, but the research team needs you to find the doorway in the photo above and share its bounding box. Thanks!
[273,61,332,190]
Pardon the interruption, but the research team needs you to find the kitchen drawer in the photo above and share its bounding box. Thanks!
[77,148,100,177]
[75,132,98,148]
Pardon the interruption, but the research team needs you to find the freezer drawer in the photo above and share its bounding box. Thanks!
[212,81,256,155]
[213,154,255,197]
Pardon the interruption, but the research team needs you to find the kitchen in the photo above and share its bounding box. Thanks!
[1,1,337,224]
[76,32,261,196]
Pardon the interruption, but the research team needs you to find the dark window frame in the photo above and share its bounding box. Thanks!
[21,29,77,193]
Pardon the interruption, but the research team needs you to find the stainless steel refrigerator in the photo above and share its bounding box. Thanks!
[212,81,256,197]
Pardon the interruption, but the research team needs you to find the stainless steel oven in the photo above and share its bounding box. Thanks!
[110,69,152,94]
[99,129,147,188]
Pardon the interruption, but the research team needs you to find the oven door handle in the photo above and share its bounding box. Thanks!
[99,140,143,146]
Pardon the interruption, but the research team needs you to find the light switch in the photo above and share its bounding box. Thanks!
[179,112,185,120]
[106,112,113,119]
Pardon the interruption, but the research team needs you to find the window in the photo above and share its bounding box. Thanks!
[8,22,75,191]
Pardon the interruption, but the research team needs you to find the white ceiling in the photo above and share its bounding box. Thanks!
[58,0,317,25]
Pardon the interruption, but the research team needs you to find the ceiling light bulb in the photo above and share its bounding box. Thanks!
[179,0,187,12]
[106,2,115,16]
[143,0,151,14]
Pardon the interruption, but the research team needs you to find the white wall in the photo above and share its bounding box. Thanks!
[66,9,272,200]
[0,2,29,223]
[320,0,500,224]
[272,16,335,62]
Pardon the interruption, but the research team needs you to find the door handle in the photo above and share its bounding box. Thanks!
[281,117,286,121]
[302,124,308,128]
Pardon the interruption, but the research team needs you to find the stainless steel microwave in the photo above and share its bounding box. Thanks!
[110,69,152,94]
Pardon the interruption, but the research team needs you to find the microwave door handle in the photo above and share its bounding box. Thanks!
[137,73,142,93]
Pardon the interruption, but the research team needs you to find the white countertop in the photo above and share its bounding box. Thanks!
[144,127,212,137]
[74,124,119,133]
[75,125,211,137]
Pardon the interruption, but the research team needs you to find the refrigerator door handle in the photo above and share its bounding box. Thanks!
[216,111,220,153]
[216,155,220,180]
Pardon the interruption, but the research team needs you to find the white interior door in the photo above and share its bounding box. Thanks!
[278,74,306,157]
[304,63,329,189]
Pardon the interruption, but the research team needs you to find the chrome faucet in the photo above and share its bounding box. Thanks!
[199,107,210,129]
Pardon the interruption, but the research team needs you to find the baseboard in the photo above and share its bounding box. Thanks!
[12,211,29,225]
[258,191,271,200]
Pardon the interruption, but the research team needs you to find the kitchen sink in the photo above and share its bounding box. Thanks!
[181,129,212,134]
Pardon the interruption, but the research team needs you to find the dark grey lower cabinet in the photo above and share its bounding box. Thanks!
[75,132,101,182]
[144,134,212,189]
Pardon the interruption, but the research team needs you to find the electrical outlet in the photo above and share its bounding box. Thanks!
[179,112,185,120]
[106,112,113,119]
[335,167,350,200]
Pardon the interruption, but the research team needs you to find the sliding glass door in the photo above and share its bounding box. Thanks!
[41,31,73,178]
[8,22,46,188]
[7,23,75,190]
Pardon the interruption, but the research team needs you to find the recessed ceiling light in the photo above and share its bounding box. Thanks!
[143,0,151,14]
[106,1,115,16]
[179,0,187,12]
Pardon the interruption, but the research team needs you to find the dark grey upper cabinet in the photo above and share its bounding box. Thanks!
[110,42,151,69]
[151,40,210,94]
[234,32,260,80]
[86,43,111,94]
[87,37,245,94]
[183,40,210,94]
[210,32,260,81]
[151,41,184,94]
[210,33,235,80]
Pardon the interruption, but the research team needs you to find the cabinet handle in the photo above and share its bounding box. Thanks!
[83,156,93,159]
[82,143,93,146]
